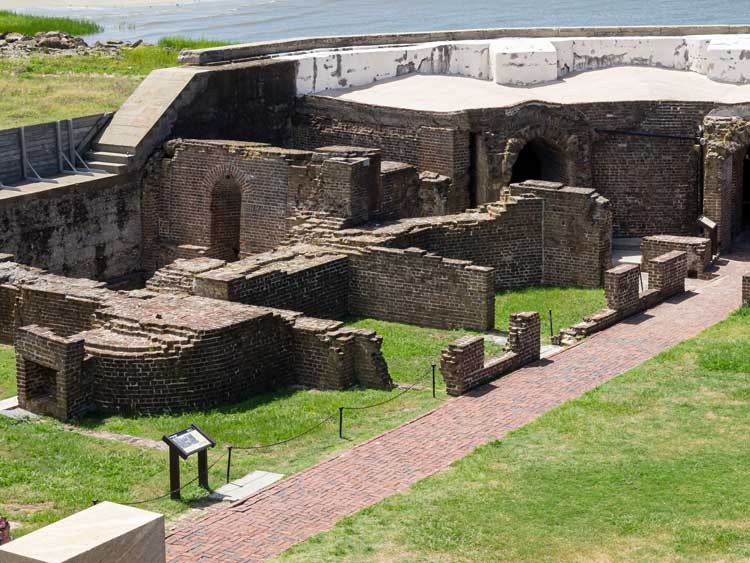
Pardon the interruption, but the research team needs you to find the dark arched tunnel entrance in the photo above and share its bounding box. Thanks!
[510,138,567,184]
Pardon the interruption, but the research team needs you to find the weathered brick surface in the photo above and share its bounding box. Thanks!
[647,250,688,298]
[349,246,495,331]
[165,243,749,563]
[0,175,141,280]
[510,181,612,287]
[604,263,640,311]
[440,312,540,396]
[15,324,87,420]
[641,235,711,277]
[744,273,750,306]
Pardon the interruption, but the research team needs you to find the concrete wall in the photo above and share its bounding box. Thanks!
[274,33,750,93]
[0,175,141,280]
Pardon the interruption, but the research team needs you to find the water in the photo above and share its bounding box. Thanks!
[14,0,750,44]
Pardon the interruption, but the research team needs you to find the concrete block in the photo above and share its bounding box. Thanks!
[0,502,165,563]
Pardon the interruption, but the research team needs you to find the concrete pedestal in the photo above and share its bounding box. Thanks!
[0,502,165,563]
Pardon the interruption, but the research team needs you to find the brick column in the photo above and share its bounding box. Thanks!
[743,273,750,306]
[507,311,541,363]
[604,264,640,312]
[440,336,484,396]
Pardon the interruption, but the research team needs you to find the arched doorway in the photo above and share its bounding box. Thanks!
[209,175,242,261]
[510,138,567,184]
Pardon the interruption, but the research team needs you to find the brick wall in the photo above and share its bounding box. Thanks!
[291,317,391,390]
[743,273,750,306]
[377,161,419,221]
[16,325,88,420]
[440,311,540,396]
[510,181,612,287]
[194,252,350,319]
[387,197,545,290]
[349,246,495,331]
[646,250,688,298]
[641,235,711,277]
[0,175,141,280]
[142,141,294,270]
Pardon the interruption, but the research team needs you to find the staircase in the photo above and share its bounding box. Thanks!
[84,144,134,175]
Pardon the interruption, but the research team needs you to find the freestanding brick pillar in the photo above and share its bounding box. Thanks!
[604,264,640,312]
[743,272,750,306]
[15,325,89,420]
[647,250,687,298]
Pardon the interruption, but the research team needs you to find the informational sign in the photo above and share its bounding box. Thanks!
[163,425,215,459]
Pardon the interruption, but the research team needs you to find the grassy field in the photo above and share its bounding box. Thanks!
[495,285,606,342]
[276,307,750,563]
[0,35,231,128]
[0,11,101,36]
[0,344,15,399]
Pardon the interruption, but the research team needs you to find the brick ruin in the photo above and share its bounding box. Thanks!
[5,26,747,418]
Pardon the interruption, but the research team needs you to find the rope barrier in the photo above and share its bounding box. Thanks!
[94,452,227,507]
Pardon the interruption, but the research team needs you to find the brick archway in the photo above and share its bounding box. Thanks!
[202,164,254,261]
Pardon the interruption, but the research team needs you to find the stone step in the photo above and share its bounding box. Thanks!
[85,160,129,175]
[86,150,133,165]
[93,143,136,155]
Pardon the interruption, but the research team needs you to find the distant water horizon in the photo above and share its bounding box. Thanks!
[16,0,750,44]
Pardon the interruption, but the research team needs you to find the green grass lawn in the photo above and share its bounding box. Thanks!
[0,344,15,399]
[0,286,604,536]
[0,11,101,36]
[496,285,606,343]
[0,35,232,128]
[276,307,750,563]
[0,319,494,535]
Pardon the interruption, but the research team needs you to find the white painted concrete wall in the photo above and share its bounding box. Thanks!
[282,33,750,95]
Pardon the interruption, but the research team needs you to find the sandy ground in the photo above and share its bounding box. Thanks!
[324,67,750,110]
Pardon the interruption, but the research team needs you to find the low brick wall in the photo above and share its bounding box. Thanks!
[349,246,495,331]
[556,251,688,343]
[16,324,88,420]
[641,235,711,277]
[440,312,540,396]
[194,253,350,319]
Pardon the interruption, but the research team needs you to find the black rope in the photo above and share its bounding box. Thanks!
[230,413,336,451]
[100,452,227,507]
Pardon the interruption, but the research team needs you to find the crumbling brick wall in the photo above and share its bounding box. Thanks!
[349,246,495,331]
[291,317,391,390]
[440,311,540,396]
[387,196,545,289]
[641,235,711,277]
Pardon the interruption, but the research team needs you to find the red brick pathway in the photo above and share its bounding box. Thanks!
[166,247,750,562]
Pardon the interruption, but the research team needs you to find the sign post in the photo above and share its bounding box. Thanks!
[162,424,216,500]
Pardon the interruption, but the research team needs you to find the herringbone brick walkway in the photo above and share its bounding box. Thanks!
[166,245,750,563]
